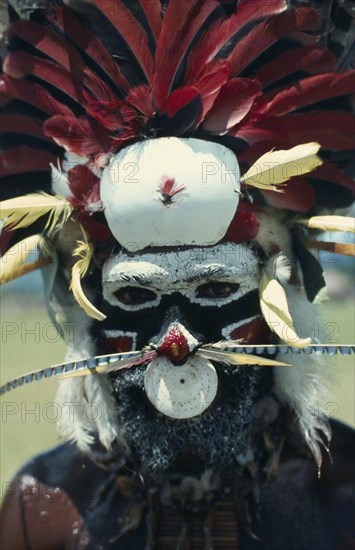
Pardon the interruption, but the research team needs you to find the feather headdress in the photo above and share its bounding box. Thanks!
[1,0,353,326]
[0,0,354,465]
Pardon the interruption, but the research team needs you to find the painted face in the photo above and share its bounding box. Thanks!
[99,242,269,352]
[91,243,275,473]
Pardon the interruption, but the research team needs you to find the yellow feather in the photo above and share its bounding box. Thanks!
[0,235,51,285]
[70,240,106,321]
[241,142,322,190]
[297,216,355,233]
[305,239,355,257]
[259,271,311,348]
[222,352,290,367]
[0,192,73,234]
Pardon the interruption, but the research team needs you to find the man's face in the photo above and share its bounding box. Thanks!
[97,243,273,473]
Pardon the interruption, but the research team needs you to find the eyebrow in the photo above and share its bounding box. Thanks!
[103,263,166,287]
[103,261,252,287]
[185,264,244,283]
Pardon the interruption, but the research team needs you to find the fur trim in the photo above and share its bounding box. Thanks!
[273,284,331,468]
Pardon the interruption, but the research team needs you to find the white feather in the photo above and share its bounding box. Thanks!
[273,285,331,469]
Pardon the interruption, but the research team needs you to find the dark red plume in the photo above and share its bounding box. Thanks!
[1,0,354,255]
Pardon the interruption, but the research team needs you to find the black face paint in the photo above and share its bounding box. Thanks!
[94,244,268,353]
[90,244,274,473]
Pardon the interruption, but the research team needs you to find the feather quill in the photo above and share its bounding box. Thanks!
[259,270,311,348]
[241,142,322,190]
[70,240,106,321]
[297,216,355,233]
[59,351,158,379]
[197,349,290,367]
[0,235,51,285]
[1,192,73,234]
[305,239,355,257]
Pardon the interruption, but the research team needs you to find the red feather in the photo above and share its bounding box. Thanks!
[281,111,355,151]
[82,72,118,103]
[227,8,321,76]
[86,100,124,132]
[46,6,129,93]
[0,114,49,140]
[89,0,154,82]
[0,228,13,255]
[224,204,260,243]
[67,165,100,201]
[238,140,286,165]
[185,0,287,81]
[154,0,219,106]
[202,78,261,132]
[8,20,120,103]
[262,178,315,212]
[0,147,56,176]
[309,164,355,192]
[44,116,105,156]
[140,0,162,42]
[158,177,186,197]
[234,119,290,145]
[160,87,201,118]
[191,60,230,122]
[7,20,85,73]
[74,213,113,242]
[259,71,355,117]
[4,52,84,104]
[0,75,73,116]
[125,85,154,118]
[255,46,336,87]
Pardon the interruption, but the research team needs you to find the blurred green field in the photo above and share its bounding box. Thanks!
[1,284,354,500]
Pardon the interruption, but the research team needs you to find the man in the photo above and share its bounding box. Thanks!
[0,1,354,548]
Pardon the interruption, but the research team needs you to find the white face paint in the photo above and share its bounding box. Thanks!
[102,242,261,419]
[221,315,260,339]
[100,137,240,251]
[102,243,260,311]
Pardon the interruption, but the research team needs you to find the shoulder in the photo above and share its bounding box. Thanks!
[16,441,110,511]
[0,443,112,549]
[249,420,355,549]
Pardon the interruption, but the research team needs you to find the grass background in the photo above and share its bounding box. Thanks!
[1,273,354,500]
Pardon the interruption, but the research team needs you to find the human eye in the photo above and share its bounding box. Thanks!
[113,286,157,306]
[196,282,240,299]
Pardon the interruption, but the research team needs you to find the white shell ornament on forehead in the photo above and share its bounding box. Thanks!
[144,356,218,419]
[100,137,240,251]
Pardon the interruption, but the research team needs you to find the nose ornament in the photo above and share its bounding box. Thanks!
[159,322,198,363]
[146,322,217,419]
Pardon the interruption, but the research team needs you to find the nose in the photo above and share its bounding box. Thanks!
[149,306,201,363]
[159,322,199,362]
